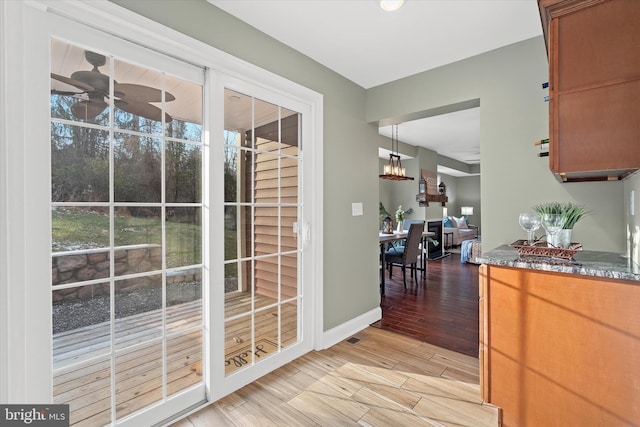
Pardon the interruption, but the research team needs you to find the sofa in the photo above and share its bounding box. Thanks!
[443,216,476,247]
[461,239,482,264]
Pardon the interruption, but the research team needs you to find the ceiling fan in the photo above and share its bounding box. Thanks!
[51,50,175,123]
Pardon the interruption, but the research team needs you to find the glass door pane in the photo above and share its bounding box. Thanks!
[50,39,204,426]
[223,89,301,376]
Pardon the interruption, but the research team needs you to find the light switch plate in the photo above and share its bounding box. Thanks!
[352,202,363,216]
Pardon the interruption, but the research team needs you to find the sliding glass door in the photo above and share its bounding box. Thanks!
[50,38,205,426]
[4,2,320,424]
[222,88,303,377]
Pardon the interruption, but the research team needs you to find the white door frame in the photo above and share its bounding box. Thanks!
[0,0,323,421]
[209,72,317,399]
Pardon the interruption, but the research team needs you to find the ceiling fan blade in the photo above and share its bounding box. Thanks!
[115,99,172,123]
[51,73,95,92]
[51,89,86,96]
[70,70,109,94]
[115,83,175,102]
[71,100,107,121]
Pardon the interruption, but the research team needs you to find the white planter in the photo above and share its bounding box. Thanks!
[549,229,572,248]
[558,228,573,248]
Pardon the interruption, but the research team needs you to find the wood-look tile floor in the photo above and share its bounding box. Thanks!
[170,327,498,427]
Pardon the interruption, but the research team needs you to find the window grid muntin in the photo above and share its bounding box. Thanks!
[223,94,303,374]
[50,41,204,424]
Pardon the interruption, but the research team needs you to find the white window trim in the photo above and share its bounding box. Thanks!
[0,0,324,412]
[207,72,319,403]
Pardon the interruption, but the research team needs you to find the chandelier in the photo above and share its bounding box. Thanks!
[379,124,414,181]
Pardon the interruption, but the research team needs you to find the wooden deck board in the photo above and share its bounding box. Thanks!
[53,300,202,369]
[53,291,296,426]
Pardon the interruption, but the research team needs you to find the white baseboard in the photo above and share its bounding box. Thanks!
[317,307,382,350]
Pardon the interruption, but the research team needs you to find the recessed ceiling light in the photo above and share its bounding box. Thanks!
[379,0,405,11]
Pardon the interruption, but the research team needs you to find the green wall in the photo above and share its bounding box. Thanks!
[450,175,481,234]
[367,36,626,253]
[112,0,382,331]
[112,1,632,336]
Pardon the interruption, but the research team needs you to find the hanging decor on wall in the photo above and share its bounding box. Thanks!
[380,124,414,181]
[416,169,448,206]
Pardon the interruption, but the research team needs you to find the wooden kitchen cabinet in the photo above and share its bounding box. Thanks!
[538,0,640,182]
[479,264,640,426]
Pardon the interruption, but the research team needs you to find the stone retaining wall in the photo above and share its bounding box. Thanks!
[52,245,201,303]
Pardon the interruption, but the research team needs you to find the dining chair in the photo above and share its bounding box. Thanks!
[385,222,425,288]
[393,219,425,251]
[402,219,425,230]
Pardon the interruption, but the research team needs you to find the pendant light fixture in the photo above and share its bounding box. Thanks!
[379,124,414,181]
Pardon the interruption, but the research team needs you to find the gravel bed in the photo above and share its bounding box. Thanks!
[52,281,202,334]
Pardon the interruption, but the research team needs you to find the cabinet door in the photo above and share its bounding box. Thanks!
[548,0,640,178]
[484,266,640,426]
[478,265,489,402]
[556,0,640,92]
[555,79,640,172]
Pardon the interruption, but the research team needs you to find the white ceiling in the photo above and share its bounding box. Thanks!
[210,0,543,174]
[379,106,480,163]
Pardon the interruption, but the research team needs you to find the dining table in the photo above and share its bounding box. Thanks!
[379,230,435,295]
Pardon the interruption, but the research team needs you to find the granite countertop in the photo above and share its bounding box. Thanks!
[478,245,640,282]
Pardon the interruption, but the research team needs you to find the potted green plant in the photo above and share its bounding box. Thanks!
[533,202,588,247]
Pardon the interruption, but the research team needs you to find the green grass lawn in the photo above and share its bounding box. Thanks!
[52,208,202,268]
[52,207,243,276]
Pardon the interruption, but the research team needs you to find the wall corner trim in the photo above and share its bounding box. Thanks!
[318,307,382,350]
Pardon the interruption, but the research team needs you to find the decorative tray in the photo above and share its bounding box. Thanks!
[510,240,583,260]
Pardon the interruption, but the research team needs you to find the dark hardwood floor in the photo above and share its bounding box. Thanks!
[372,252,480,358]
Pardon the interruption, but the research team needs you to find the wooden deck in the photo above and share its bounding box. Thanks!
[53,298,204,426]
[223,294,299,375]
[53,291,297,426]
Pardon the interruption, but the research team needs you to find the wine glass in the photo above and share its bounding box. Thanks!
[518,213,541,245]
[541,214,566,247]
